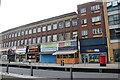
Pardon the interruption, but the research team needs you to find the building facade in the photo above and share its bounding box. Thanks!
[106,0,120,62]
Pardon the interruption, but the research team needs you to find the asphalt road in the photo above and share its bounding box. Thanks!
[0,66,119,79]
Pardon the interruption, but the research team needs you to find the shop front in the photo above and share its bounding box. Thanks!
[15,48,26,62]
[53,40,79,64]
[80,37,108,63]
[40,42,57,63]
[0,48,8,61]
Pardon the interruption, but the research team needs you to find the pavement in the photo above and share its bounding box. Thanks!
[0,61,119,69]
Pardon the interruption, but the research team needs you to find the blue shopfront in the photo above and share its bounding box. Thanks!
[40,42,57,63]
[80,37,108,63]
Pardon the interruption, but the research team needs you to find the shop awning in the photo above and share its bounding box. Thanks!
[40,51,56,54]
[52,50,78,55]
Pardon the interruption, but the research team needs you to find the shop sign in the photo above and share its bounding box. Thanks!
[41,42,57,52]
[29,48,38,52]
[16,48,26,53]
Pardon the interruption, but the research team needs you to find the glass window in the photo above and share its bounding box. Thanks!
[18,40,20,46]
[15,32,17,37]
[33,28,36,33]
[81,8,86,13]
[72,31,78,39]
[25,30,28,35]
[65,20,70,27]
[14,41,16,46]
[53,34,57,42]
[21,31,24,35]
[12,34,14,38]
[59,33,64,41]
[38,27,41,32]
[28,39,31,45]
[42,26,46,32]
[81,19,87,24]
[72,19,77,26]
[91,5,100,11]
[92,28,102,34]
[65,32,71,40]
[42,36,46,43]
[47,25,52,31]
[37,37,40,44]
[47,35,51,42]
[92,16,101,23]
[18,32,20,36]
[9,42,11,47]
[25,39,27,45]
[29,29,32,34]
[21,39,24,45]
[58,22,64,28]
[53,23,57,30]
[33,38,36,44]
[82,30,88,36]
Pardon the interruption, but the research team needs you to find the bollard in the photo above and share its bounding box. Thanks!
[6,64,9,73]
[31,65,33,76]
[70,67,73,80]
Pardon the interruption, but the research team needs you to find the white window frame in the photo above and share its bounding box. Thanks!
[47,25,52,31]
[81,8,86,13]
[65,20,70,27]
[42,26,46,32]
[82,30,88,36]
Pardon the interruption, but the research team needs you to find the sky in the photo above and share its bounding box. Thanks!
[0,0,95,33]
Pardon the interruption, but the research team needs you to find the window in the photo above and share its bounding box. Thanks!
[82,30,88,36]
[18,40,20,46]
[108,14,120,26]
[21,31,24,35]
[18,32,20,36]
[110,28,120,40]
[21,39,24,45]
[29,29,32,34]
[72,19,77,26]
[91,5,100,11]
[15,32,17,37]
[58,22,64,28]
[47,25,52,31]
[92,16,101,23]
[81,19,87,24]
[25,39,27,45]
[33,28,36,33]
[33,38,36,44]
[47,35,51,42]
[59,33,64,41]
[9,34,11,38]
[42,36,46,43]
[72,31,78,39]
[53,23,57,30]
[65,32,71,40]
[65,20,70,27]
[37,37,40,43]
[42,26,46,32]
[37,27,41,32]
[28,39,31,45]
[53,34,57,42]
[14,41,16,46]
[81,8,86,13]
[9,42,11,47]
[12,34,14,37]
[92,28,102,34]
[25,30,28,35]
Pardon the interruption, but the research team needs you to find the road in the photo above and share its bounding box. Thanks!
[0,66,119,79]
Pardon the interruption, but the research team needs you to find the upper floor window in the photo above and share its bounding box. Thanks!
[53,23,57,30]
[15,32,17,37]
[21,39,24,45]
[91,4,100,11]
[33,38,36,44]
[65,20,70,27]
[82,30,88,36]
[58,33,64,41]
[72,31,78,39]
[42,26,46,32]
[92,28,102,34]
[72,19,78,26]
[65,32,71,40]
[25,39,27,45]
[58,21,64,28]
[81,19,87,24]
[92,16,101,23]
[33,28,36,33]
[38,27,41,32]
[42,36,46,43]
[28,38,31,45]
[53,34,57,42]
[18,32,20,36]
[47,25,52,31]
[25,30,28,35]
[47,35,51,42]
[81,8,86,13]
[18,40,20,46]
[37,37,41,44]
[12,34,14,38]
[29,29,32,34]
[21,31,24,35]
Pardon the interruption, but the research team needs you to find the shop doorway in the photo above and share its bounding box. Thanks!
[81,54,89,63]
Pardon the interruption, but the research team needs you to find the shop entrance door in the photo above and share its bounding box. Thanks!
[81,54,89,63]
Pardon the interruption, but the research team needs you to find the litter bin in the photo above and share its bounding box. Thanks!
[61,60,64,66]
[100,55,106,66]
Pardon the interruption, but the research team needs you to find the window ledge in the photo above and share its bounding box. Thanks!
[81,13,86,16]
[93,34,102,38]
[82,24,87,27]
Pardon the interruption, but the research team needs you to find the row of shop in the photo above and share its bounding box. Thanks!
[0,37,108,64]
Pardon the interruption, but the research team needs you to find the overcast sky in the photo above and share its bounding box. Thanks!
[0,0,95,33]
